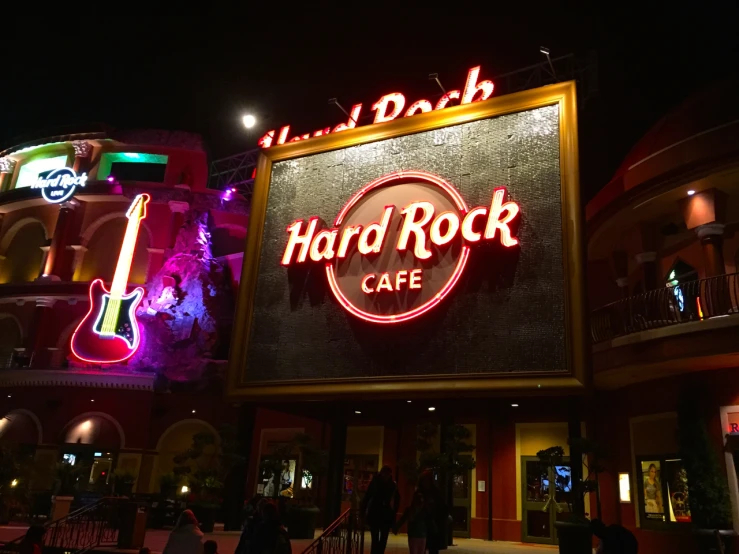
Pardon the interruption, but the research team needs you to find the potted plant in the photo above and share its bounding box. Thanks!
[537,445,594,554]
[159,471,179,499]
[188,471,223,532]
[262,433,328,539]
[678,386,736,553]
[112,469,137,497]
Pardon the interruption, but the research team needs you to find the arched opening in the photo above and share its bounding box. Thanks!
[0,410,41,446]
[665,259,699,317]
[0,315,22,369]
[154,420,220,491]
[60,413,124,493]
[79,217,150,284]
[0,221,46,283]
[211,225,246,258]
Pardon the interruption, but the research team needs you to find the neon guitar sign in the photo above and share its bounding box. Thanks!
[71,194,150,363]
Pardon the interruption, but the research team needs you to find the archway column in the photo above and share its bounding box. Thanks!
[40,202,79,281]
[696,223,726,278]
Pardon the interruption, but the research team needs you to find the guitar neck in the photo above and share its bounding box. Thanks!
[109,217,142,298]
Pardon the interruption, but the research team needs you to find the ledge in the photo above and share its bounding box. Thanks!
[0,369,156,390]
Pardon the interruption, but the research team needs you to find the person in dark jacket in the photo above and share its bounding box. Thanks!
[416,470,449,554]
[360,466,400,554]
[249,502,291,554]
[19,525,45,554]
[591,519,638,554]
[235,497,267,554]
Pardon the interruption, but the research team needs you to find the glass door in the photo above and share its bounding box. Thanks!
[452,456,472,538]
[521,457,572,545]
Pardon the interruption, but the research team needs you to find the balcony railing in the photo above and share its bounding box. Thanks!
[591,272,739,343]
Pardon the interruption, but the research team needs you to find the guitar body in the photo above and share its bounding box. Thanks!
[71,279,144,364]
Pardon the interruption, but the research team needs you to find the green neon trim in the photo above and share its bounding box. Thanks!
[97,152,168,180]
[15,155,70,189]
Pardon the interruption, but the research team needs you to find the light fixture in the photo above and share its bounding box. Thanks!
[407,400,412,403]
[355,410,361,414]
[191,410,196,414]
[687,190,696,196]
[6,395,10,399]
[10,479,17,488]
[540,46,550,55]
[511,403,519,407]
[180,485,189,494]
[90,399,95,402]
[107,176,115,183]
[428,407,436,412]
[242,114,256,129]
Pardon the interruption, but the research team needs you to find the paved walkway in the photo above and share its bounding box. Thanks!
[0,526,558,554]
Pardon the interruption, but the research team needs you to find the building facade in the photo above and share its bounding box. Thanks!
[0,130,248,504]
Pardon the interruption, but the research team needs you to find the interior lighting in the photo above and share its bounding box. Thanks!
[10,479,17,488]
[354,410,361,414]
[242,114,256,129]
[6,395,10,398]
[687,190,695,196]
[428,407,436,412]
[191,410,196,414]
[511,403,519,407]
[407,400,412,403]
[180,485,189,494]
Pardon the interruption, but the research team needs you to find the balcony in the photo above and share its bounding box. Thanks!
[590,272,739,388]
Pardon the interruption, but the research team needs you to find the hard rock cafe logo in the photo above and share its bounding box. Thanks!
[281,171,520,323]
[31,167,87,204]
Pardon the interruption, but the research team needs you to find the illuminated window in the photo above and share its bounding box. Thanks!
[636,456,691,527]
[14,155,69,189]
[619,473,631,502]
[664,260,697,316]
[98,152,168,182]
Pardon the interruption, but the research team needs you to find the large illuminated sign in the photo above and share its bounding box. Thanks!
[71,194,150,363]
[31,167,87,203]
[259,66,494,148]
[282,171,519,323]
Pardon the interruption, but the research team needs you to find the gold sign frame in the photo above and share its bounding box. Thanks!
[227,81,587,400]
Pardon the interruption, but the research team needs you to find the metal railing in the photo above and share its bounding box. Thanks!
[591,272,739,343]
[0,497,123,554]
[301,509,364,554]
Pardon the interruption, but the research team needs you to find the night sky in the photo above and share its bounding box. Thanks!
[2,9,738,201]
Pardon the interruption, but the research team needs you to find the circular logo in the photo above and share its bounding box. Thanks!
[326,171,470,324]
[35,167,87,204]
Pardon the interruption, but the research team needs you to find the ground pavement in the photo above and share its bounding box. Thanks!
[0,526,559,554]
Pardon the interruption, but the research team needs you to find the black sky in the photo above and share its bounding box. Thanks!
[2,8,738,201]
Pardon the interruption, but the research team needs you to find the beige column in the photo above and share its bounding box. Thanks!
[66,245,88,281]
[71,141,92,174]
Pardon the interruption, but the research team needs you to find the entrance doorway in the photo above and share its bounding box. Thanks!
[60,448,116,493]
[521,456,572,544]
[451,456,472,538]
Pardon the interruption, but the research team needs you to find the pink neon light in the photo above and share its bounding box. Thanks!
[435,90,461,110]
[405,100,433,117]
[325,247,470,324]
[334,170,468,227]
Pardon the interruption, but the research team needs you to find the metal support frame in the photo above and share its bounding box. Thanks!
[207,148,261,195]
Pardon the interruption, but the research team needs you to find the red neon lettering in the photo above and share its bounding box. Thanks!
[333,104,363,133]
[372,93,406,124]
[281,218,319,265]
[313,127,331,137]
[258,130,275,148]
[376,272,393,292]
[395,270,408,290]
[289,133,310,143]
[309,229,338,261]
[337,225,362,258]
[405,100,432,117]
[410,269,422,290]
[461,66,495,104]
[361,274,376,294]
[358,206,393,255]
[484,188,519,246]
[397,202,434,260]
[435,90,461,110]
[461,207,487,242]
[276,126,290,145]
[429,211,460,246]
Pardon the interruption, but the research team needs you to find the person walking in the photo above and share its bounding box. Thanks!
[162,509,204,554]
[18,525,45,554]
[249,502,291,554]
[393,491,435,554]
[361,466,400,554]
[416,471,449,554]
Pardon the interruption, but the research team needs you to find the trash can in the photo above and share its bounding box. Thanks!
[118,501,148,549]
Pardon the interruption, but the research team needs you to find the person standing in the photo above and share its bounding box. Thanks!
[249,502,291,554]
[416,471,449,554]
[361,466,400,554]
[393,491,435,554]
[162,509,204,554]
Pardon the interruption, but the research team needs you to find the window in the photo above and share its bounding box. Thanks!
[636,457,691,527]
[665,260,698,317]
[98,152,168,182]
[14,155,69,189]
